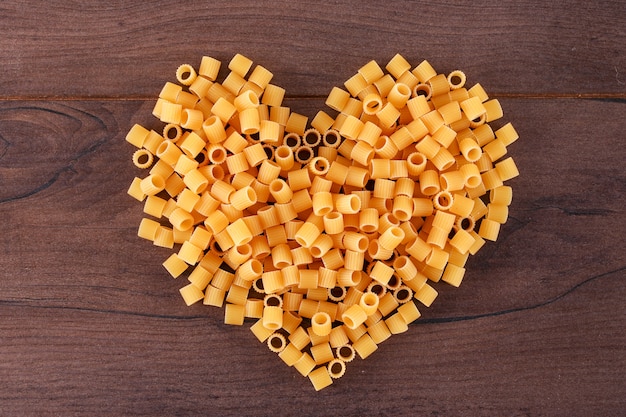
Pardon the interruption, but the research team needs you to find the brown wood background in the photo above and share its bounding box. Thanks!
[1,1,625,415]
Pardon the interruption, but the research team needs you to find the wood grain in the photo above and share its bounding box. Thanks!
[0,0,625,98]
[1,0,625,415]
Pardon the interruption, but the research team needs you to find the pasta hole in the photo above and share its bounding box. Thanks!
[276,146,291,158]
[395,288,412,303]
[314,159,327,172]
[265,295,281,307]
[330,286,345,299]
[137,154,150,164]
[284,134,300,148]
[296,147,312,163]
[262,145,274,159]
[369,283,385,296]
[387,275,400,289]
[195,151,207,165]
[338,346,353,360]
[330,362,344,375]
[304,130,321,146]
[396,84,411,96]
[270,336,284,349]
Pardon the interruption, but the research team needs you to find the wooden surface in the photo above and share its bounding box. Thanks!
[1,1,625,416]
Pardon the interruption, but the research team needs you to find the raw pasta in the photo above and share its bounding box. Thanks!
[125,53,520,391]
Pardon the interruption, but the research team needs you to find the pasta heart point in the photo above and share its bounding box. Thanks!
[125,53,520,391]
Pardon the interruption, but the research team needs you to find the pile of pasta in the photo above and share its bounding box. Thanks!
[126,53,519,391]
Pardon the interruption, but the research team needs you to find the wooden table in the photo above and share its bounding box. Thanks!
[1,1,624,415]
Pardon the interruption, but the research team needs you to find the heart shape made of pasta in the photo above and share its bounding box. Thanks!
[125,53,519,391]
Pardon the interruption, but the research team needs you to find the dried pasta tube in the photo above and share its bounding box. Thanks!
[353,333,378,360]
[419,170,440,196]
[322,129,342,148]
[311,312,332,337]
[377,102,401,129]
[326,86,351,112]
[392,196,413,222]
[385,53,411,79]
[495,157,519,181]
[311,111,335,134]
[159,101,183,125]
[309,157,330,176]
[448,194,475,218]
[139,174,166,196]
[370,261,394,285]
[343,232,369,253]
[358,59,384,84]
[308,367,333,391]
[342,304,368,329]
[393,286,413,304]
[303,235,330,260]
[337,269,361,287]
[393,256,418,281]
[137,218,160,241]
[373,135,398,160]
[230,185,257,210]
[362,92,384,115]
[335,194,361,214]
[156,140,182,167]
[179,132,205,159]
[369,159,391,180]
[478,218,501,241]
[169,208,193,231]
[312,192,334,217]
[295,146,314,164]
[132,149,154,169]
[460,163,482,189]
[211,97,237,124]
[387,82,412,108]
[431,147,456,171]
[239,107,261,135]
[327,359,346,379]
[320,211,344,235]
[259,119,280,144]
[358,208,378,233]
[295,222,322,248]
[282,132,301,150]
[350,141,375,166]
[339,115,365,140]
[367,239,393,261]
[202,115,227,144]
[233,89,259,112]
[267,332,287,353]
[126,124,150,148]
[459,138,482,162]
[447,70,466,90]
[225,218,253,246]
[481,168,504,190]
[490,185,513,206]
[263,306,284,331]
[274,145,295,171]
[285,112,308,136]
[178,108,203,132]
[385,313,409,334]
[237,258,263,282]
[433,191,454,211]
[359,292,380,316]
[241,144,267,169]
[405,152,426,177]
[449,228,476,254]
[269,179,293,204]
[301,128,322,148]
